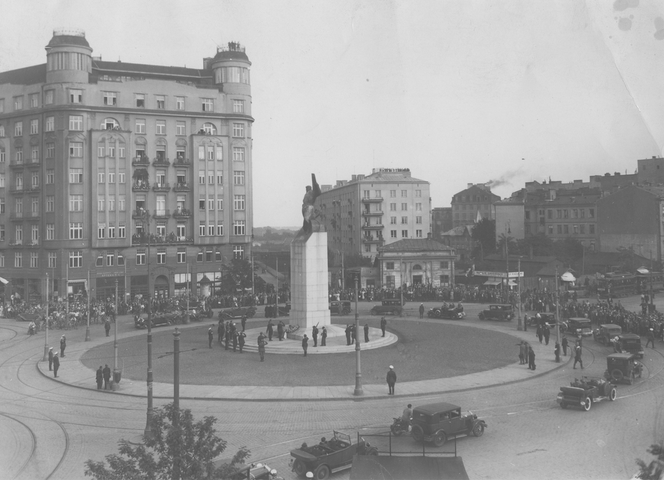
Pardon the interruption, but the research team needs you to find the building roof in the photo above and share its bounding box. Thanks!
[93,60,211,80]
[46,34,91,49]
[379,239,453,253]
[441,225,473,237]
[0,64,47,85]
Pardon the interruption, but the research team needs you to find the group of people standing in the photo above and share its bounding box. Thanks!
[47,335,66,378]
[211,319,247,353]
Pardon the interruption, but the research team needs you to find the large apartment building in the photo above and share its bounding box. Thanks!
[0,30,253,301]
[318,168,431,261]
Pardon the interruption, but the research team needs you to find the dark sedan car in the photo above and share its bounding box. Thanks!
[479,304,514,322]
[411,402,487,447]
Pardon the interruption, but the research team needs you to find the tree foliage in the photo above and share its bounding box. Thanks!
[636,442,664,480]
[471,218,496,258]
[85,403,249,480]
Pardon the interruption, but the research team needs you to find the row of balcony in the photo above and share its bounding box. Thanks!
[362,235,384,244]
[8,185,40,194]
[132,208,192,219]
[362,210,384,217]
[361,197,384,203]
[9,159,41,169]
[131,156,191,167]
[131,232,194,245]
[10,212,40,221]
[7,240,40,247]
[361,224,384,230]
[131,182,192,192]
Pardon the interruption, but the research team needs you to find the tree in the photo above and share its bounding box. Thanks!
[636,442,664,480]
[85,403,249,480]
[471,219,496,259]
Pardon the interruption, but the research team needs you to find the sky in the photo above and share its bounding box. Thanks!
[3,0,664,227]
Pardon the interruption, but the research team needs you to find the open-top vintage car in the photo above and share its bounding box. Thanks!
[134,314,172,329]
[219,306,257,321]
[370,298,403,316]
[478,304,514,322]
[427,304,466,320]
[410,402,487,447]
[557,376,617,411]
[290,431,377,479]
[605,352,644,384]
[228,462,284,480]
[593,324,623,345]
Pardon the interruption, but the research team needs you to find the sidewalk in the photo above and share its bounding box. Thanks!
[34,318,569,401]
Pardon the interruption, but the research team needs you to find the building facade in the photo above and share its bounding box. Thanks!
[431,206,453,241]
[318,168,431,261]
[377,239,456,288]
[451,184,500,228]
[0,30,253,302]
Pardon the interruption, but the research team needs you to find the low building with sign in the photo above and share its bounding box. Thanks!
[377,239,456,289]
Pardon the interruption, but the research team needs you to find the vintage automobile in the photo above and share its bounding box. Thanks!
[427,304,466,320]
[228,462,284,480]
[219,306,257,321]
[556,376,617,411]
[613,333,644,358]
[604,352,644,384]
[370,298,403,316]
[134,314,172,329]
[478,304,514,322]
[329,300,352,316]
[290,431,377,479]
[410,402,487,447]
[564,317,593,337]
[593,324,623,345]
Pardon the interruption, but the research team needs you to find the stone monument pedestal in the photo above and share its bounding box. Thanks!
[289,232,331,339]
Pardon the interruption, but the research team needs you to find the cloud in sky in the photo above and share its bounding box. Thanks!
[2,0,663,226]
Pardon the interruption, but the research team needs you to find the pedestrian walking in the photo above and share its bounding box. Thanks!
[208,325,214,348]
[302,334,309,357]
[103,364,111,389]
[218,322,224,345]
[364,323,369,343]
[345,324,351,345]
[562,337,569,356]
[52,352,60,377]
[96,366,103,390]
[258,332,266,362]
[646,328,656,349]
[104,319,111,337]
[266,319,274,341]
[380,317,387,337]
[238,332,246,353]
[241,315,247,332]
[48,347,54,371]
[518,341,526,364]
[573,344,583,369]
[528,346,536,370]
[543,327,550,345]
[386,365,397,395]
[419,303,424,319]
[312,325,318,347]
[321,326,327,346]
[351,324,356,343]
[536,325,543,344]
[60,335,66,357]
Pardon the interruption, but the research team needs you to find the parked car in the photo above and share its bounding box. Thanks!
[593,324,623,345]
[613,333,644,358]
[427,304,466,320]
[410,402,487,447]
[289,431,377,479]
[556,376,617,411]
[564,317,593,337]
[604,352,644,384]
[228,462,284,480]
[329,300,352,316]
[134,314,172,329]
[478,304,514,322]
[370,299,403,316]
[219,306,257,321]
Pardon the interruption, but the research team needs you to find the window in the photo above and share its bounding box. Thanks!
[156,95,165,109]
[207,225,214,236]
[176,96,185,110]
[44,90,54,105]
[31,172,39,188]
[98,172,105,183]
[389,190,396,198]
[176,223,185,239]
[157,249,166,264]
[156,120,166,135]
[69,223,82,239]
[401,216,408,224]
[176,121,186,135]
[573,224,579,234]
[199,172,205,184]
[108,225,115,238]
[233,246,244,260]
[14,122,22,136]
[233,221,246,235]
[97,195,105,211]
[563,209,569,219]
[401,190,407,197]
[0,125,4,138]
[15,225,22,242]
[70,195,83,211]
[98,224,105,238]
[580,224,586,234]
[390,230,397,238]
[14,96,24,110]
[589,209,595,218]
[177,249,186,263]
[69,89,82,104]
[46,196,54,212]
[103,92,117,106]
[233,99,244,113]
[580,209,585,219]
[217,198,223,210]
[119,172,125,184]
[216,173,223,184]
[135,94,145,108]
[136,251,146,265]
[69,142,83,157]
[401,203,407,211]
[30,94,38,108]
[207,198,214,210]
[119,225,126,238]
[233,171,245,185]
[572,209,578,219]
[108,172,115,184]
[45,116,54,132]
[0,99,3,113]
[232,123,244,137]
[233,147,245,161]
[589,224,595,234]
[69,168,83,183]
[199,223,206,236]
[386,262,395,270]
[30,119,38,135]
[197,251,203,262]
[390,203,396,211]
[557,225,562,234]
[202,123,217,135]
[48,252,56,268]
[402,230,408,238]
[0,150,4,163]
[135,119,145,134]
[14,252,22,268]
[416,230,423,238]
[234,195,245,210]
[416,216,422,224]
[15,172,23,188]
[0,174,3,187]
[217,223,224,236]
[106,253,115,266]
[363,190,370,199]
[46,143,55,158]
[69,115,83,130]
[563,224,569,234]
[202,98,214,111]
[208,173,214,184]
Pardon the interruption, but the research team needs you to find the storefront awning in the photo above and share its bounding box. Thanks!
[484,280,502,286]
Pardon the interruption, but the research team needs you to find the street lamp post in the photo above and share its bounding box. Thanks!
[555,266,561,360]
[517,257,523,331]
[113,279,119,390]
[353,275,363,396]
[85,269,91,341]
[173,327,181,480]
[143,218,154,440]
[43,272,50,361]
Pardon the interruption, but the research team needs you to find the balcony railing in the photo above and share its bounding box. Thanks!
[30,184,40,192]
[361,197,384,203]
[173,157,191,166]
[362,210,384,217]
[362,236,384,244]
[131,232,193,245]
[9,212,23,221]
[132,208,150,219]
[153,209,170,218]
[132,181,150,192]
[132,156,150,167]
[153,157,171,167]
[152,182,170,192]
[173,182,191,192]
[9,161,25,169]
[361,224,385,230]
[172,208,192,218]
[9,186,25,194]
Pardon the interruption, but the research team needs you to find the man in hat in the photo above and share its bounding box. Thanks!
[277,320,285,341]
[60,335,67,357]
[208,325,214,348]
[48,347,54,371]
[380,317,387,337]
[345,324,351,345]
[96,366,103,390]
[419,303,425,319]
[266,318,274,341]
[364,323,370,343]
[238,331,246,353]
[104,318,111,337]
[258,332,266,362]
[312,324,318,347]
[103,364,111,389]
[386,365,397,395]
[321,326,327,346]
[646,328,656,349]
[52,352,60,377]
[302,334,309,357]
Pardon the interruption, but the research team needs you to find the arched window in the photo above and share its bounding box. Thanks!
[101,117,120,130]
[202,123,217,135]
[413,264,422,271]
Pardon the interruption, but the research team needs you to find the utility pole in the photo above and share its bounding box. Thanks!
[173,327,181,480]
[517,257,523,331]
[144,218,154,440]
[113,279,119,390]
[85,269,91,341]
[43,272,50,361]
[555,265,561,358]
[353,274,363,396]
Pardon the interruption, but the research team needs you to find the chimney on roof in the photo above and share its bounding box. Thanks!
[467,183,473,188]
[203,57,213,69]
[351,175,357,181]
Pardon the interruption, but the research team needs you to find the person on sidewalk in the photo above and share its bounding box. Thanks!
[96,366,103,390]
[48,347,54,371]
[380,317,387,337]
[302,334,309,357]
[60,335,66,357]
[104,318,111,337]
[518,341,526,365]
[208,325,214,348]
[419,303,424,319]
[386,365,397,395]
[345,325,351,345]
[554,342,561,363]
[312,325,318,347]
[562,337,569,356]
[238,332,246,353]
[241,315,247,332]
[528,346,536,370]
[266,319,274,341]
[52,353,60,378]
[321,326,327,346]
[103,364,111,389]
[573,345,583,369]
[258,332,266,362]
[232,329,238,352]
[364,323,370,343]
[217,322,224,345]
[646,328,656,349]
[277,320,285,341]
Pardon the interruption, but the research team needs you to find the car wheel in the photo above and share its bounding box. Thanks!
[583,397,592,411]
[479,313,485,321]
[314,464,330,480]
[433,431,447,447]
[609,387,617,401]
[292,459,307,477]
[391,424,404,436]
[472,423,485,437]
[411,424,424,442]
[611,369,624,382]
